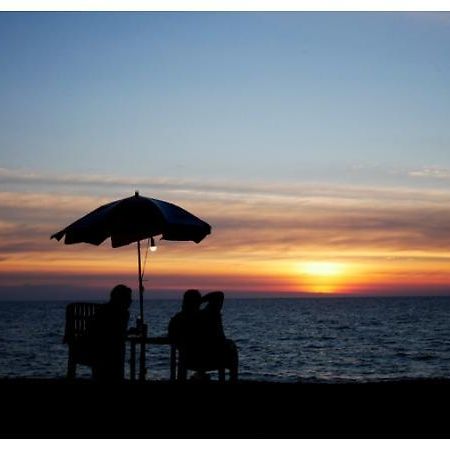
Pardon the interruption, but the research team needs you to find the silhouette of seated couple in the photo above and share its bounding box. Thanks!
[88,285,238,382]
[168,289,239,382]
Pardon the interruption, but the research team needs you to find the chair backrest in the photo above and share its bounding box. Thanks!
[63,302,103,344]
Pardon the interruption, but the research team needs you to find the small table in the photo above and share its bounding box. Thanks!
[127,335,177,381]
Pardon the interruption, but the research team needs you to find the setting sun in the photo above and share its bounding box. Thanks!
[300,262,345,277]
[293,262,349,294]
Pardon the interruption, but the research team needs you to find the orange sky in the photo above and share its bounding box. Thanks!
[1,172,450,299]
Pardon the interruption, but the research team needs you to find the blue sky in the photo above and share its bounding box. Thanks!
[1,12,450,187]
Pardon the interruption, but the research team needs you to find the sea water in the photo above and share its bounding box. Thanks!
[1,297,450,382]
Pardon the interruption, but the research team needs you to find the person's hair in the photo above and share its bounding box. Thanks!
[109,284,132,308]
[182,289,202,313]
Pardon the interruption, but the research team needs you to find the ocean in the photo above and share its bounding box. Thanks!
[1,297,450,383]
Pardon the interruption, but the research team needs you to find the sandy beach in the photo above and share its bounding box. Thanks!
[1,377,449,437]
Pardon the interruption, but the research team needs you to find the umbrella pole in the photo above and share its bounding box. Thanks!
[137,239,144,323]
[137,240,146,381]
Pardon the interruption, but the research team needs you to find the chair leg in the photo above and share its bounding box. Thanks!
[229,344,239,382]
[67,354,76,379]
[170,345,177,382]
[229,364,238,382]
[177,358,187,381]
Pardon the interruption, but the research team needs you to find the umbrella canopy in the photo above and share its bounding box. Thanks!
[51,191,211,326]
[51,191,211,247]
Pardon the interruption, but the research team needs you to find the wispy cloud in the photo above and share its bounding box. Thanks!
[2,167,450,294]
[1,171,450,256]
[409,167,450,180]
[4,166,450,205]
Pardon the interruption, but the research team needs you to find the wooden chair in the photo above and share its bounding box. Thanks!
[63,302,102,379]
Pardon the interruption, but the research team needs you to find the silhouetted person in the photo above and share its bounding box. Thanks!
[198,291,239,381]
[89,284,132,381]
[168,289,238,381]
[168,289,203,367]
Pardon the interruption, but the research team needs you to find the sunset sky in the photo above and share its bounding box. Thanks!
[1,11,450,300]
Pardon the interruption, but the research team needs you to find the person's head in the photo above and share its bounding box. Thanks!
[182,289,202,313]
[109,284,132,309]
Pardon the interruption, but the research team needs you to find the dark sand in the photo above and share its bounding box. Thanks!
[1,378,449,437]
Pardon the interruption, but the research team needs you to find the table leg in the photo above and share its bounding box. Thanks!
[139,339,146,381]
[130,341,136,381]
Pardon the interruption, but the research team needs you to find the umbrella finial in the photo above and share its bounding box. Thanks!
[135,190,139,197]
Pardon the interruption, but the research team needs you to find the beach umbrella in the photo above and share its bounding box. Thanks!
[51,191,211,326]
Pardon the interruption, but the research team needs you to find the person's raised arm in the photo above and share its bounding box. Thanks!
[202,291,224,312]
